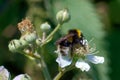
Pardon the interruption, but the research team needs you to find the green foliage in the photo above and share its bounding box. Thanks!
[109,0,120,23]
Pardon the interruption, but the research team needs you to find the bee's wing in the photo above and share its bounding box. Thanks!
[55,33,74,45]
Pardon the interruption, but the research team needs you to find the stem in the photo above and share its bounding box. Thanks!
[36,57,51,80]
[42,32,46,41]
[41,23,61,47]
[18,50,40,60]
[46,23,61,41]
[53,65,74,80]
[53,71,65,80]
[37,46,52,80]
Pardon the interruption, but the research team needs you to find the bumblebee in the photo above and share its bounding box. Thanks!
[56,29,88,55]
[56,29,87,46]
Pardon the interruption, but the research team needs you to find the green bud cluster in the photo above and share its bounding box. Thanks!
[8,8,71,54]
[8,32,37,53]
[8,18,38,53]
[8,9,71,80]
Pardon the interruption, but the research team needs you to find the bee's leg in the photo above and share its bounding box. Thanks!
[70,44,74,57]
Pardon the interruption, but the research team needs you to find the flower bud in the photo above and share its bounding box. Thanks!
[13,74,31,80]
[19,38,28,47]
[56,9,70,24]
[8,39,22,52]
[40,22,51,32]
[36,38,42,45]
[20,32,37,44]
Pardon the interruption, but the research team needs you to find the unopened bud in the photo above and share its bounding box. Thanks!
[20,32,37,44]
[8,39,22,52]
[40,22,51,32]
[56,9,70,24]
[36,38,42,45]
[19,38,28,47]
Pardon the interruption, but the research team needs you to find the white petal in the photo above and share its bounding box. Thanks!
[75,61,90,71]
[0,66,10,80]
[55,45,72,68]
[13,74,31,80]
[13,74,24,80]
[86,54,104,64]
[56,56,72,68]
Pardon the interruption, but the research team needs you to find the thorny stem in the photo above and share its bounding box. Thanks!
[41,23,61,47]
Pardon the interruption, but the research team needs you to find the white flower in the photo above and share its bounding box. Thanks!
[13,74,31,80]
[0,66,10,80]
[13,74,24,80]
[55,41,104,72]
[55,45,104,71]
[75,60,90,71]
[86,54,104,64]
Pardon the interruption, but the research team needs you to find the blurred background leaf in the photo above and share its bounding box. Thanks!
[107,0,120,80]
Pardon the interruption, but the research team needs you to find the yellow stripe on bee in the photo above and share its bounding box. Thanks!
[76,29,81,37]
